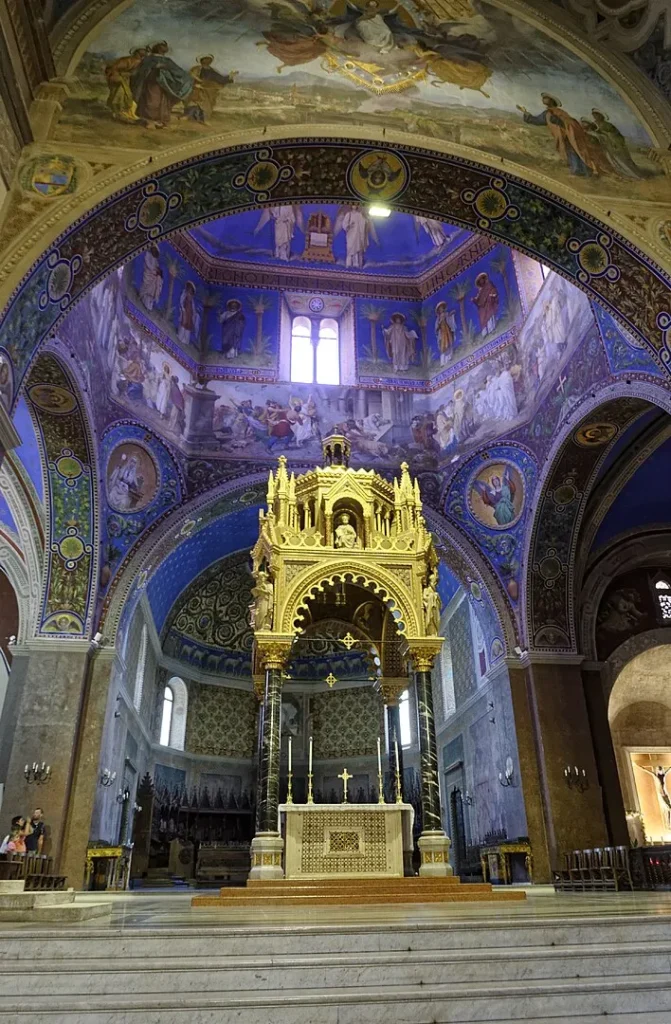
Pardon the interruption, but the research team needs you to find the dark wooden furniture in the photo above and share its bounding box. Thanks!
[480,839,532,885]
[0,854,67,890]
[554,846,633,891]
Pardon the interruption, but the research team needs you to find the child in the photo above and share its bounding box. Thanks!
[0,816,29,855]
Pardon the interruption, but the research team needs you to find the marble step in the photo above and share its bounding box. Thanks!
[193,886,525,907]
[1,942,670,995]
[0,890,75,909]
[1,914,669,959]
[247,875,464,886]
[1,973,671,1022]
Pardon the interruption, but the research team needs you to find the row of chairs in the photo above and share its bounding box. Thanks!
[554,846,634,892]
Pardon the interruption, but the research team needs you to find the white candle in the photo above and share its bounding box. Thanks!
[309,735,313,774]
[377,736,382,776]
[288,735,292,773]
[395,739,400,775]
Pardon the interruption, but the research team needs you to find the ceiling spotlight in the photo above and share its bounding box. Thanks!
[369,204,391,218]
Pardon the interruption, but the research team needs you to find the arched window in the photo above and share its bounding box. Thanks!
[159,676,188,749]
[133,624,147,711]
[656,578,671,620]
[399,689,412,747]
[159,685,174,746]
[290,315,340,385]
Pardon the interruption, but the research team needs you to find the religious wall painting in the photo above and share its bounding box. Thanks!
[446,445,537,606]
[100,424,182,593]
[468,460,524,531]
[573,421,619,448]
[189,205,467,277]
[0,349,13,411]
[126,247,280,374]
[106,441,160,513]
[355,244,521,385]
[50,0,668,206]
[595,567,662,660]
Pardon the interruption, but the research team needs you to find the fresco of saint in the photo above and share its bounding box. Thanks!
[472,271,498,338]
[518,94,612,178]
[218,299,246,359]
[435,300,457,366]
[473,465,517,527]
[383,312,418,373]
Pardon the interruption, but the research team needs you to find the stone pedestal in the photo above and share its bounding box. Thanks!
[418,831,453,877]
[0,880,25,894]
[182,385,218,452]
[249,833,285,880]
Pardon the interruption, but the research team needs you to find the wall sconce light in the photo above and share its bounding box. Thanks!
[499,757,514,787]
[24,762,51,784]
[100,768,117,787]
[116,786,130,804]
[463,791,474,806]
[564,765,588,792]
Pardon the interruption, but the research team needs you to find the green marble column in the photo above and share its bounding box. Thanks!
[256,666,283,834]
[415,668,442,833]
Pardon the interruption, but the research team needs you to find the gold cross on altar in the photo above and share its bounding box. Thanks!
[341,632,357,650]
[326,672,337,688]
[338,767,352,802]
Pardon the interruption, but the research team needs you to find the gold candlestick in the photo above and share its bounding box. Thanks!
[377,768,385,804]
[307,771,314,804]
[286,770,294,804]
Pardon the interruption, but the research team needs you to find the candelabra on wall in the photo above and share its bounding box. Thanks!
[564,765,588,792]
[24,762,50,784]
[100,768,117,787]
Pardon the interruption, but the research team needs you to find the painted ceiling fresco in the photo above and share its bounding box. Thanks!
[189,207,470,277]
[51,0,668,205]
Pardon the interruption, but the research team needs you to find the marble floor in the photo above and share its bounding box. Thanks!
[52,886,671,931]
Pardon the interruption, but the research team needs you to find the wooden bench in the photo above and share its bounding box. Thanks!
[0,854,67,891]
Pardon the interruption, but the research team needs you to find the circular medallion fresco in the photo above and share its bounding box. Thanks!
[106,442,159,513]
[468,460,525,530]
[28,383,76,415]
[573,421,618,447]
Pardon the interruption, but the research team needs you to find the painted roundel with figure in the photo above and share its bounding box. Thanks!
[106,442,160,514]
[468,460,525,530]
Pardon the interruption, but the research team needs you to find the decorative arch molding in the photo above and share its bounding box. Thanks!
[285,562,421,638]
[523,377,671,653]
[580,527,671,659]
[601,627,671,705]
[0,456,44,639]
[24,351,99,637]
[2,137,671,423]
[574,412,671,592]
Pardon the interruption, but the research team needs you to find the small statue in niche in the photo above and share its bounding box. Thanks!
[423,568,441,635]
[334,513,358,549]
[249,569,274,630]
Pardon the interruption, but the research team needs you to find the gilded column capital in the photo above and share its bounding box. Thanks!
[402,637,444,672]
[255,632,294,670]
[253,673,265,702]
[377,677,408,707]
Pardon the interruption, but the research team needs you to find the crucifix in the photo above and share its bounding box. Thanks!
[338,767,352,803]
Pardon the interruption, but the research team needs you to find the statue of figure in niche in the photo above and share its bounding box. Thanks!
[250,569,274,631]
[423,569,441,635]
[334,513,358,549]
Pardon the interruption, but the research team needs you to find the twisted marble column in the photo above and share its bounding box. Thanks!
[414,668,442,833]
[256,666,283,834]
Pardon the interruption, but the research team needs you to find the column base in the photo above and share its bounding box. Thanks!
[249,832,285,880]
[418,831,453,876]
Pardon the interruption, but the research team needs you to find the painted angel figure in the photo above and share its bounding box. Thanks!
[637,764,671,829]
[473,465,517,527]
[249,569,274,631]
[254,206,304,261]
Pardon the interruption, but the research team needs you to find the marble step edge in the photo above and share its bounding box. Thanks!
[0,972,670,1013]
[192,892,526,906]
[1,912,670,947]
[1,941,668,974]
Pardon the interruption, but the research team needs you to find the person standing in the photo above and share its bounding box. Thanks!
[24,808,45,855]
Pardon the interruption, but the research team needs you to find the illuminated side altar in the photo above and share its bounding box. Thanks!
[281,803,415,879]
